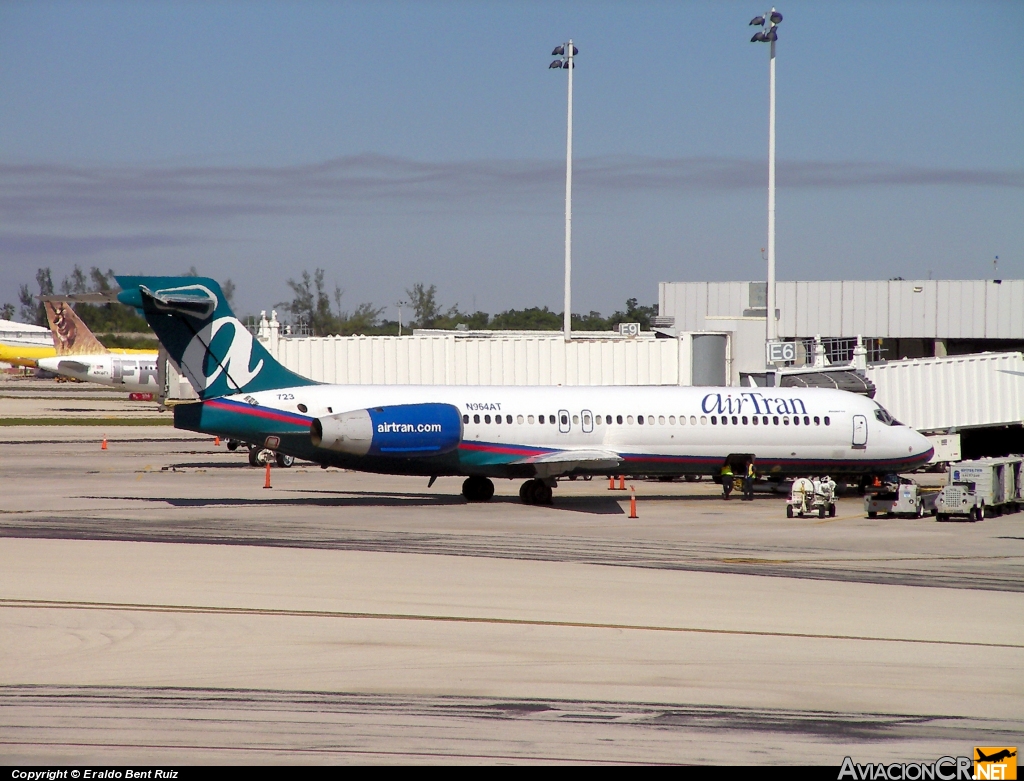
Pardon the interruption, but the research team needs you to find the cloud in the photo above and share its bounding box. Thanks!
[0,233,195,257]
[1,155,1020,226]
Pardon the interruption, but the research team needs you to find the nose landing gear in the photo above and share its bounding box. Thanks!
[519,478,553,505]
[462,476,495,502]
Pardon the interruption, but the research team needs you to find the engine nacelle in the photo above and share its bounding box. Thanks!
[311,403,463,458]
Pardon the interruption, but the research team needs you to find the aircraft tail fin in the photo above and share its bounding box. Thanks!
[115,275,317,400]
[45,301,109,356]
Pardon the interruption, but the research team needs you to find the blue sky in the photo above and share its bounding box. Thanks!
[1,0,1021,319]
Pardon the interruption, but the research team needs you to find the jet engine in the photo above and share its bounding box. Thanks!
[311,403,463,458]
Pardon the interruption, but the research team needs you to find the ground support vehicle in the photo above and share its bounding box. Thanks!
[864,477,935,518]
[935,456,1022,521]
[787,477,837,518]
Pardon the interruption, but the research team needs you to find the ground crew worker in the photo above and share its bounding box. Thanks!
[743,459,756,501]
[721,463,734,499]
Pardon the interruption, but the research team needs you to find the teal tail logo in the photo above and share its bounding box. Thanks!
[116,276,317,399]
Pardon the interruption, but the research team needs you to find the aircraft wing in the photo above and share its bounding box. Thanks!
[512,448,622,478]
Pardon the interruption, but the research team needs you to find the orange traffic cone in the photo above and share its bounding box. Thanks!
[629,485,638,519]
[101,437,107,451]
[618,475,626,491]
[263,461,272,489]
[608,476,615,490]
[214,436,220,446]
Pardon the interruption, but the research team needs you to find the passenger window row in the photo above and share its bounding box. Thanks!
[461,412,831,427]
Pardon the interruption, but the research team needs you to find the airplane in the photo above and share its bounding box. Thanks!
[115,275,935,504]
[35,301,160,392]
[976,750,1016,763]
[0,319,56,367]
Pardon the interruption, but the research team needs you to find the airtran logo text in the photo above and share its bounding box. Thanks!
[376,422,443,434]
[702,391,808,416]
[181,316,264,391]
[839,756,973,781]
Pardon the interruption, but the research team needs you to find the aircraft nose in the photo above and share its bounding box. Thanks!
[910,430,934,462]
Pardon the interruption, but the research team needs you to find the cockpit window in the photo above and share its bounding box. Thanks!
[874,404,902,426]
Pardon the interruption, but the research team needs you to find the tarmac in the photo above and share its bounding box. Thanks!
[1,377,1022,764]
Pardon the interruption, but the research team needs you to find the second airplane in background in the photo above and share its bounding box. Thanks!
[36,301,159,393]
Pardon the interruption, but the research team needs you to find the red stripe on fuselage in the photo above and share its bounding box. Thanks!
[459,441,555,457]
[207,398,311,427]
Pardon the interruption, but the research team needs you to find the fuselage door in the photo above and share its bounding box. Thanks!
[111,357,123,382]
[852,414,868,448]
[557,409,571,434]
[581,409,594,433]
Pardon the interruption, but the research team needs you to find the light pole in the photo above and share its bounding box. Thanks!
[750,9,782,364]
[550,40,577,341]
[396,299,407,337]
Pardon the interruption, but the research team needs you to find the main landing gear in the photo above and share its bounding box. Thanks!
[519,478,553,505]
[462,476,495,502]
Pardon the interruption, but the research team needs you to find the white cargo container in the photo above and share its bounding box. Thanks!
[935,457,1023,521]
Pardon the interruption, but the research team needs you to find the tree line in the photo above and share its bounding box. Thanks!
[9,265,657,344]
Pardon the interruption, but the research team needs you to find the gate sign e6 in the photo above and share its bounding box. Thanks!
[767,341,796,363]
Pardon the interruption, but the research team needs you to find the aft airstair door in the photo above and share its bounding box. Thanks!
[852,414,868,448]
[558,409,571,434]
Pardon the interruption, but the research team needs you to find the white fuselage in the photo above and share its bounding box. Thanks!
[37,353,160,392]
[240,382,933,474]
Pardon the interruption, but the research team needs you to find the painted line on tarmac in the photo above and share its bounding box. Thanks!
[0,740,648,765]
[1,598,1020,650]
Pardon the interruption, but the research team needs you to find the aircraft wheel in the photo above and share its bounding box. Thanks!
[463,476,494,502]
[534,481,553,505]
[275,453,294,468]
[248,448,260,467]
[226,439,240,452]
[519,481,533,503]
[786,505,793,518]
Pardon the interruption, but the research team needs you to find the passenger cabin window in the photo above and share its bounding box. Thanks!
[616,415,623,424]
[473,414,480,424]
[814,416,820,425]
[700,416,707,425]
[793,416,799,425]
[528,415,535,424]
[773,416,779,425]
[560,414,568,426]
[783,416,790,425]
[537,415,544,424]
[711,416,717,425]
[507,415,513,424]
[549,415,556,424]
[691,416,697,425]
[517,415,524,424]
[627,415,634,424]
[647,415,654,425]
[572,415,579,424]
[637,415,644,425]
[463,414,469,424]
[803,416,810,425]
[485,415,491,424]
[824,416,831,425]
[494,415,501,424]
